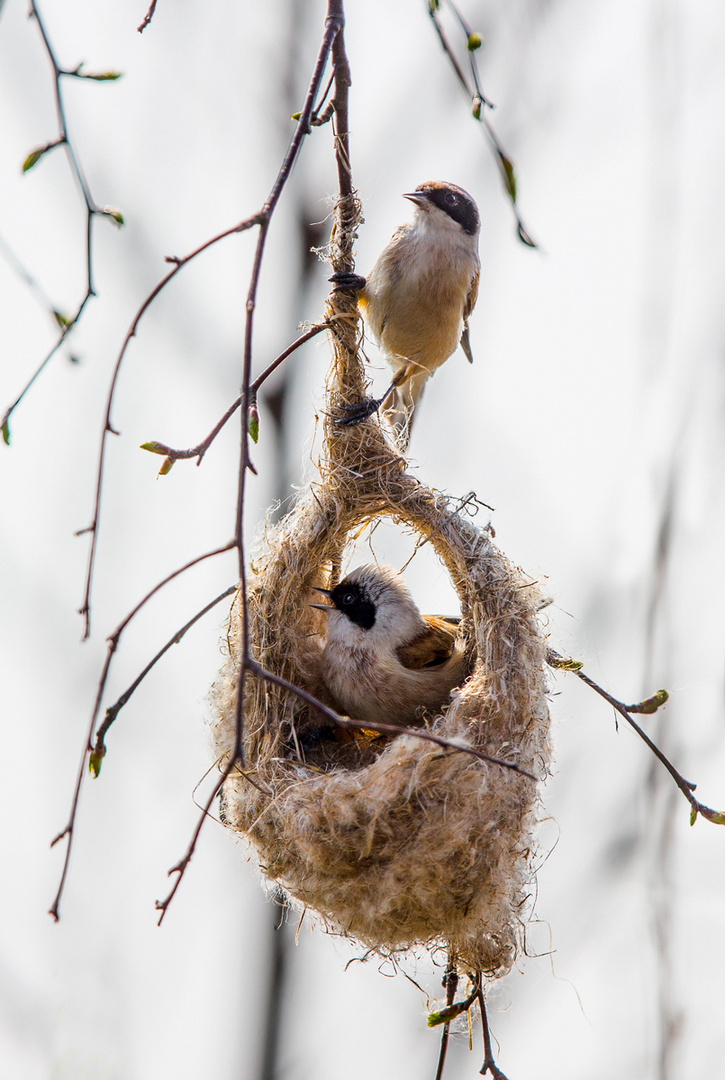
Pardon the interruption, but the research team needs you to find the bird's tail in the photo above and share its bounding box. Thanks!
[383,369,428,448]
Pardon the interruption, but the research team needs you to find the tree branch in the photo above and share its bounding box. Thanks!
[548,650,725,826]
[48,542,236,920]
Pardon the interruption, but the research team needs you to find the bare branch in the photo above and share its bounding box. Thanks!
[48,542,235,920]
[137,0,158,33]
[90,586,236,773]
[4,3,124,437]
[152,0,347,921]
[137,322,331,472]
[77,214,262,639]
[548,650,725,826]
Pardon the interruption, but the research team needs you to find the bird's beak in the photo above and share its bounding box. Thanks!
[310,585,333,613]
[403,191,429,208]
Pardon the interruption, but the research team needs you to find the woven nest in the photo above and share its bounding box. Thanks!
[210,195,551,976]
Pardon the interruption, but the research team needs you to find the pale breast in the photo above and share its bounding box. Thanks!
[364,226,478,371]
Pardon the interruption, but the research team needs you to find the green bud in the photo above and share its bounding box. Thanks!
[547,652,582,672]
[472,95,482,120]
[500,153,517,203]
[248,402,260,444]
[103,206,125,227]
[290,111,302,121]
[467,33,482,51]
[627,689,669,715]
[427,1001,467,1027]
[22,148,45,173]
[140,441,167,455]
[158,456,175,476]
[89,744,105,778]
[53,310,70,329]
[84,71,123,81]
[1,420,10,446]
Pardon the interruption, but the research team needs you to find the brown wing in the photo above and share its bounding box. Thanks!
[396,616,459,670]
[460,267,480,364]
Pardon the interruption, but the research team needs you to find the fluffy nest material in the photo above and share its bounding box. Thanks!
[210,195,551,976]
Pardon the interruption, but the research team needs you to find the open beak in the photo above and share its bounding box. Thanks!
[310,585,333,613]
[403,191,429,208]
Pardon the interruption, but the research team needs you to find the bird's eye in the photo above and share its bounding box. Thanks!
[445,192,458,205]
[341,591,355,606]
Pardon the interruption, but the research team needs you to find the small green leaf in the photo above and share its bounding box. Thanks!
[103,206,125,227]
[22,148,45,173]
[290,111,302,121]
[83,71,123,81]
[140,441,167,455]
[53,310,70,329]
[690,806,698,826]
[627,689,669,715]
[89,744,105,778]
[467,32,482,51]
[500,153,517,203]
[547,652,582,672]
[427,1002,467,1028]
[158,456,175,476]
[248,402,260,444]
[1,420,10,446]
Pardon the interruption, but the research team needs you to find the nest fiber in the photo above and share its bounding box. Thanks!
[210,195,551,976]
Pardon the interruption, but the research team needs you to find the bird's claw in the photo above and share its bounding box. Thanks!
[334,397,383,426]
[329,271,367,292]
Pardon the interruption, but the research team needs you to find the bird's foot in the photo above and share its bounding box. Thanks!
[329,271,367,292]
[334,396,383,426]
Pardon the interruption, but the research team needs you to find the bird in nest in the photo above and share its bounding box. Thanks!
[311,563,468,728]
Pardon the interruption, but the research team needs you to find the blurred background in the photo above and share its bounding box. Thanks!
[2,0,724,1077]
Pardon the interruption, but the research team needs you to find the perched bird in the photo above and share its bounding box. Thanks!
[331,181,480,439]
[311,564,468,728]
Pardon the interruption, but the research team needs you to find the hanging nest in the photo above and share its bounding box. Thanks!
[210,195,551,977]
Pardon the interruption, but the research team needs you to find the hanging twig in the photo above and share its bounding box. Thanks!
[152,0,348,919]
[138,321,330,473]
[48,544,236,920]
[137,0,158,33]
[548,650,725,826]
[433,959,460,1080]
[427,0,536,247]
[2,2,123,443]
[89,586,237,776]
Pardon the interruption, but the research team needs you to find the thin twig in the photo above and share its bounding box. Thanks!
[427,0,536,247]
[48,552,235,921]
[137,322,330,471]
[76,215,262,639]
[476,984,508,1080]
[154,1,347,920]
[3,3,122,437]
[137,0,158,33]
[90,586,237,769]
[247,660,537,779]
[548,650,725,826]
[434,959,459,1080]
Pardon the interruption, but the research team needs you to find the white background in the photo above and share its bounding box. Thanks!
[1,1,724,1077]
